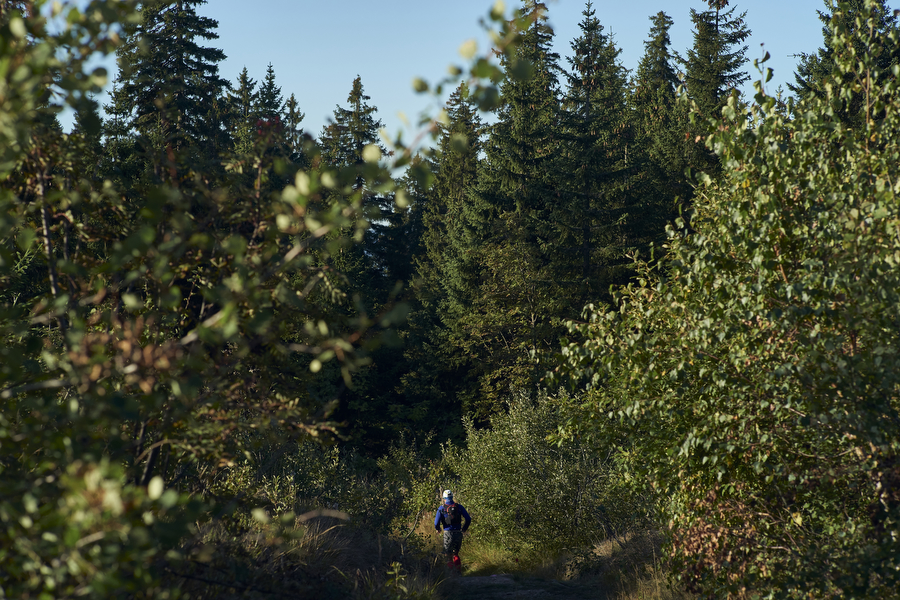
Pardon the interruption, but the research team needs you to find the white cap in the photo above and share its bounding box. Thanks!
[442,489,453,499]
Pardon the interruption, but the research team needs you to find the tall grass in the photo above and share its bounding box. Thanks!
[459,529,693,600]
[164,513,449,599]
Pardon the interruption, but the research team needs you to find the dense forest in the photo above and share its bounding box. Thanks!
[1,0,899,598]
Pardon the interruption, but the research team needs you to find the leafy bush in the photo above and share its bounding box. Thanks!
[556,2,900,596]
[445,390,650,559]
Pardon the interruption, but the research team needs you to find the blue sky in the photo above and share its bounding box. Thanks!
[204,0,834,140]
[87,1,895,141]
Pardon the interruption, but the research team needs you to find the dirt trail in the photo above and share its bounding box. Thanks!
[454,574,602,599]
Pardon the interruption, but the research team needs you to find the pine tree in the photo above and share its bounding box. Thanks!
[118,0,229,169]
[682,1,751,121]
[790,0,900,127]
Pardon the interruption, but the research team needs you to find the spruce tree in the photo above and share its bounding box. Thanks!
[228,68,259,156]
[682,1,751,121]
[316,78,421,452]
[632,10,683,171]
[255,62,284,121]
[631,11,692,229]
[559,1,635,307]
[118,0,229,170]
[421,83,483,322]
[319,76,387,178]
[101,81,142,191]
[232,66,258,121]
[317,76,390,304]
[458,0,565,417]
[70,93,104,180]
[681,0,750,177]
[790,0,900,127]
[404,83,483,425]
[284,93,306,162]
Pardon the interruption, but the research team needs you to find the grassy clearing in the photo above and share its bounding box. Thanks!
[460,529,693,600]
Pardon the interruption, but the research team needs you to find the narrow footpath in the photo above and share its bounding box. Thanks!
[454,574,602,599]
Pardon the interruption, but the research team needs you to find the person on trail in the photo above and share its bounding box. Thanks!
[434,489,471,566]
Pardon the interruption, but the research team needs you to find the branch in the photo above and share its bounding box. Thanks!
[0,378,73,400]
[135,438,182,468]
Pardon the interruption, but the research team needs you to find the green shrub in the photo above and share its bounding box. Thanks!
[556,2,900,596]
[445,390,651,559]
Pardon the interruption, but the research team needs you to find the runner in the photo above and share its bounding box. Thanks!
[434,489,471,572]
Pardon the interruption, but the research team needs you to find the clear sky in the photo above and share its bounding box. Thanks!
[90,1,896,142]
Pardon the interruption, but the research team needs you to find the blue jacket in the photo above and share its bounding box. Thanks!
[434,502,471,532]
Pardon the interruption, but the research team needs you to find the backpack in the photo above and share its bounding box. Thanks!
[441,503,462,528]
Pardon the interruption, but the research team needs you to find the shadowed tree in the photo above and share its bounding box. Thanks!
[256,62,284,121]
[631,11,692,235]
[559,1,637,308]
[459,0,566,418]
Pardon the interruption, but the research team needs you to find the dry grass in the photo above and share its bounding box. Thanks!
[163,513,451,599]
[453,530,693,600]
[563,530,694,600]
[157,505,689,600]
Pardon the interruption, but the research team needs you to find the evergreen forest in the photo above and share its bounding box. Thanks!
[1,0,899,598]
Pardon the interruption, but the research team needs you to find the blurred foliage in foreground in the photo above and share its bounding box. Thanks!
[0,0,533,597]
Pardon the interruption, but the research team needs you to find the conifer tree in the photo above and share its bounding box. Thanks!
[559,1,635,306]
[405,83,483,423]
[232,66,258,121]
[316,77,391,305]
[70,94,104,180]
[458,0,565,416]
[284,93,306,161]
[228,67,259,156]
[631,11,692,228]
[682,1,751,121]
[118,0,229,170]
[632,11,683,169]
[101,81,142,191]
[790,0,900,127]
[420,83,483,320]
[681,0,750,176]
[319,76,387,178]
[255,62,284,121]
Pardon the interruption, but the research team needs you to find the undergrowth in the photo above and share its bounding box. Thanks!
[164,513,448,599]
